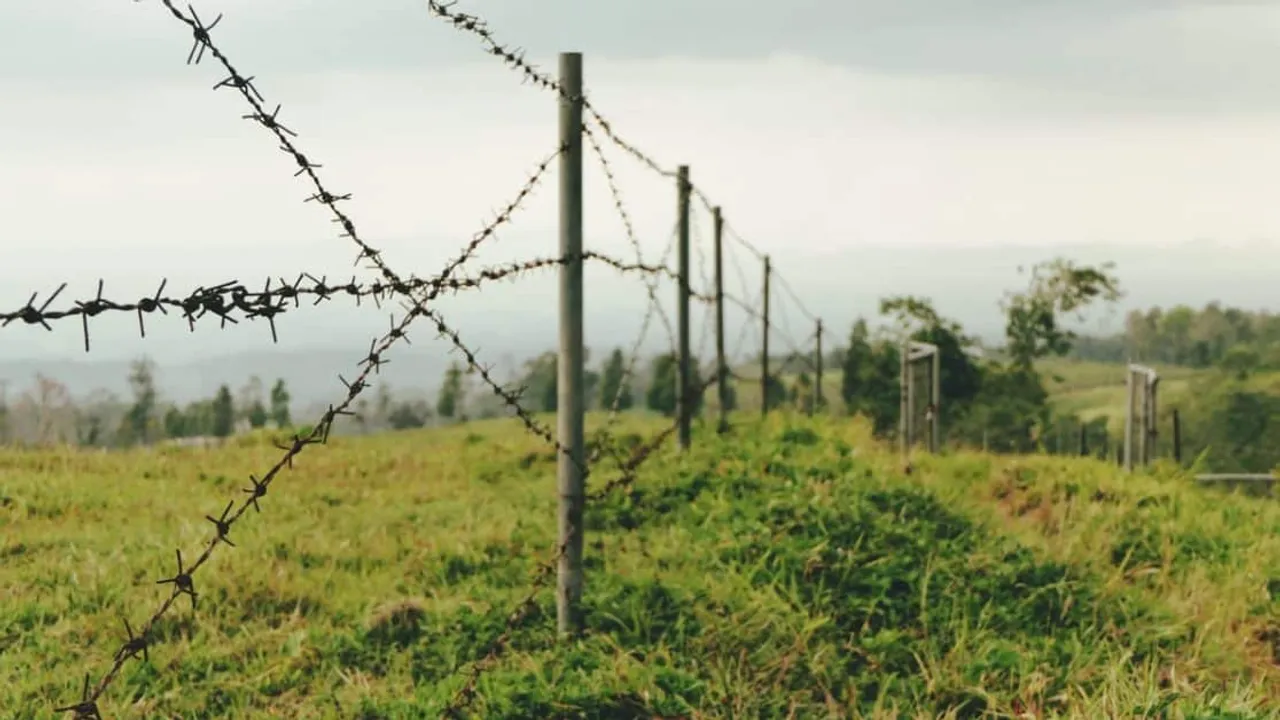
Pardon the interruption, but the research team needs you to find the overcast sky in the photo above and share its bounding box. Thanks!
[3,0,1280,366]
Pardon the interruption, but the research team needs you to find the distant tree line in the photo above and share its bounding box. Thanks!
[4,257,1277,474]
[1064,303,1280,472]
[1071,303,1280,369]
[0,361,295,448]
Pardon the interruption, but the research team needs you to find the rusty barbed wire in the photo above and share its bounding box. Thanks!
[1,250,694,356]
[153,0,414,289]
[424,0,675,181]
[582,118,680,457]
[584,232,679,472]
[722,220,767,262]
[772,266,819,324]
[585,122,678,353]
[59,154,563,720]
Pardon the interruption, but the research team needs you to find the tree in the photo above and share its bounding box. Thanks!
[123,358,159,445]
[387,399,432,430]
[437,362,465,421]
[518,351,559,413]
[645,353,703,418]
[598,348,634,411]
[840,318,874,411]
[246,400,269,429]
[163,405,188,439]
[211,385,235,439]
[762,373,788,413]
[1000,258,1122,371]
[269,379,292,428]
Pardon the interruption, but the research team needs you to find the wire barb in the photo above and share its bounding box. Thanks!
[156,549,198,610]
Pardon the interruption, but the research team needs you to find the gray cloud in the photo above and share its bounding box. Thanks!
[3,1,1280,114]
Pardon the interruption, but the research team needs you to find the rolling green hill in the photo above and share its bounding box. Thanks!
[4,414,1280,717]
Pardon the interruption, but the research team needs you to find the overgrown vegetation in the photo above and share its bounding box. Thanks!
[4,414,1280,717]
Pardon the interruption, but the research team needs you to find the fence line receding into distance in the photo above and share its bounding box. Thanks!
[0,3,833,717]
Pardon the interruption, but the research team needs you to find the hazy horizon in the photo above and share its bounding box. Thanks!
[4,1,1280,399]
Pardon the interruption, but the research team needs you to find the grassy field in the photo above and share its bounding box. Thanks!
[5,413,1280,718]
[1037,359,1203,431]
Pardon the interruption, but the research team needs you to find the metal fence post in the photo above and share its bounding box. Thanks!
[1123,367,1134,472]
[761,255,771,416]
[930,345,940,453]
[713,206,728,434]
[1172,408,1182,464]
[676,165,692,451]
[555,51,585,636]
[813,319,823,416]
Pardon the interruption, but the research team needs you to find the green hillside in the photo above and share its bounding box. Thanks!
[4,414,1280,717]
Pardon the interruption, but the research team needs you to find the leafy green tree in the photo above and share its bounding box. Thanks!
[518,352,558,413]
[598,348,634,411]
[246,400,269,429]
[762,373,788,413]
[211,385,235,439]
[1218,345,1260,381]
[122,358,159,445]
[1000,258,1122,370]
[951,259,1122,452]
[163,405,187,439]
[1177,376,1280,473]
[182,400,214,437]
[269,379,292,428]
[437,362,465,421]
[645,353,704,418]
[840,319,874,411]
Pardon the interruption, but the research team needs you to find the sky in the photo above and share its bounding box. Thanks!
[3,0,1280,371]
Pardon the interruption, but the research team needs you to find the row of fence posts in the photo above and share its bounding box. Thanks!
[553,52,828,633]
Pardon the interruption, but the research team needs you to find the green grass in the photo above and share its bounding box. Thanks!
[4,413,1280,718]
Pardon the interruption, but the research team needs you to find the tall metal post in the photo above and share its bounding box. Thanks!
[905,344,916,449]
[930,346,941,453]
[555,51,585,635]
[1123,367,1134,472]
[761,255,771,416]
[713,207,728,434]
[899,343,909,460]
[813,319,823,416]
[675,165,692,451]
[1146,376,1160,464]
[1172,408,1183,464]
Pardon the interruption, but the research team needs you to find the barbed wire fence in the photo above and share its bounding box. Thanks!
[3,1,836,717]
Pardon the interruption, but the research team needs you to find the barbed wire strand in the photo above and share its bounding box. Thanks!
[582,120,678,432]
[2,249,684,352]
[722,220,766,262]
[772,267,818,325]
[424,1,676,181]
[56,146,562,716]
[154,0,417,292]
